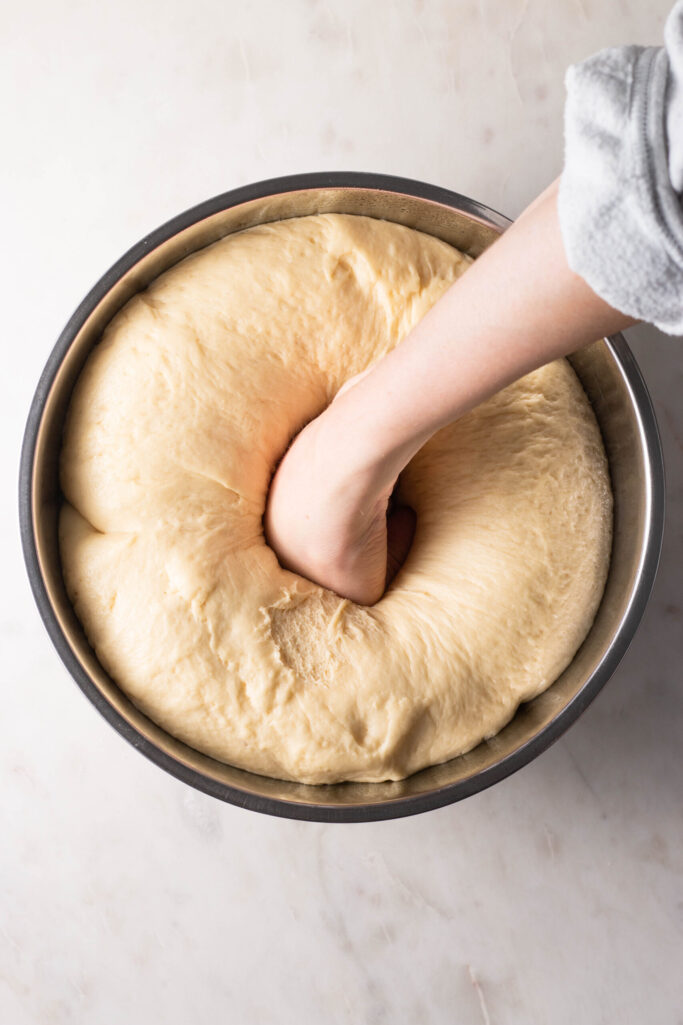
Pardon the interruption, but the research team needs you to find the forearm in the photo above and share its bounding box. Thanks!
[322,178,635,491]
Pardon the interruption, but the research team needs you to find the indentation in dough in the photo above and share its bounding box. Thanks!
[348,715,368,746]
[390,706,436,770]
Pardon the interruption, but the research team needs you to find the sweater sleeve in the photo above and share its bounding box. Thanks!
[558,1,683,336]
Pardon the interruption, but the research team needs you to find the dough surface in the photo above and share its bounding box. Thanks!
[59,213,612,784]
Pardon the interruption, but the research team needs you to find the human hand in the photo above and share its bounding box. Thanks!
[264,377,416,606]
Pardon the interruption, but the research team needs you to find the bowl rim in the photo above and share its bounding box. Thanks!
[19,171,666,822]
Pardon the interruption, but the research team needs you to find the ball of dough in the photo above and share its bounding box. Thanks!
[59,213,612,784]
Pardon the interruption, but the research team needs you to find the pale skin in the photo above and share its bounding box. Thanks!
[264,178,636,605]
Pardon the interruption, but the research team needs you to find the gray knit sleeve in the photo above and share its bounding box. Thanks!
[558,2,683,335]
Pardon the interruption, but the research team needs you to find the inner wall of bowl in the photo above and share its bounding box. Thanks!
[33,187,650,809]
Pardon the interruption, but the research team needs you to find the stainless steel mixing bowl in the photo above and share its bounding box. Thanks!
[19,172,665,821]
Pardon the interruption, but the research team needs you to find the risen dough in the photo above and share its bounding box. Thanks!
[59,214,611,784]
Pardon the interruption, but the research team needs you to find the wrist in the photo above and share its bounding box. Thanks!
[318,374,430,496]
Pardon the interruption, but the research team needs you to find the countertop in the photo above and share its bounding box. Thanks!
[2,2,681,1022]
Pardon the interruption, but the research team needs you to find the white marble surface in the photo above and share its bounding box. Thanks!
[2,1,682,1022]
